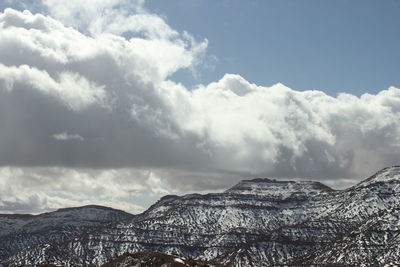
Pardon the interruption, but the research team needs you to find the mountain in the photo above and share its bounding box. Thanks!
[290,165,400,266]
[0,205,134,264]
[1,166,400,266]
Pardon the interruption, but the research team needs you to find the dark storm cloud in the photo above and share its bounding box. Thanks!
[0,80,209,168]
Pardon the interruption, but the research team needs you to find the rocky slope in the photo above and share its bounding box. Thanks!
[1,166,400,266]
[101,251,229,267]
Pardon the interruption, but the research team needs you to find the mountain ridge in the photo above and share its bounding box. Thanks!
[4,166,399,217]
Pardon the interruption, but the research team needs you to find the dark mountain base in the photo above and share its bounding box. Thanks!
[101,251,230,267]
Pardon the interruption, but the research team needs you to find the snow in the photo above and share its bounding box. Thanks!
[226,178,332,198]
[356,166,400,187]
[174,258,185,263]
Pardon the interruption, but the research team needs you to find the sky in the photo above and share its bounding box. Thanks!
[0,0,399,214]
[146,0,400,96]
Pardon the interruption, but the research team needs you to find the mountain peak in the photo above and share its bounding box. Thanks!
[355,165,400,188]
[225,177,333,198]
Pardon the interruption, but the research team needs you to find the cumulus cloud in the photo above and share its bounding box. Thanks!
[0,3,399,214]
[0,7,209,169]
[0,64,106,111]
[180,76,400,179]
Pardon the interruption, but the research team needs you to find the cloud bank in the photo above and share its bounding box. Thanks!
[0,3,400,213]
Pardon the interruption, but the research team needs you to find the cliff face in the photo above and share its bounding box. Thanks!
[2,166,400,266]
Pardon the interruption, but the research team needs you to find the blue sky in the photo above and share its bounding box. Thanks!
[147,0,400,96]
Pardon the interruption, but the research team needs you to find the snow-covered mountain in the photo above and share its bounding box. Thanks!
[0,206,134,264]
[1,166,400,266]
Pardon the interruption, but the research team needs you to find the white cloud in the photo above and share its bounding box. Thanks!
[0,3,400,214]
[0,167,163,214]
[0,64,106,111]
[42,0,147,36]
[51,132,84,141]
[158,74,400,180]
